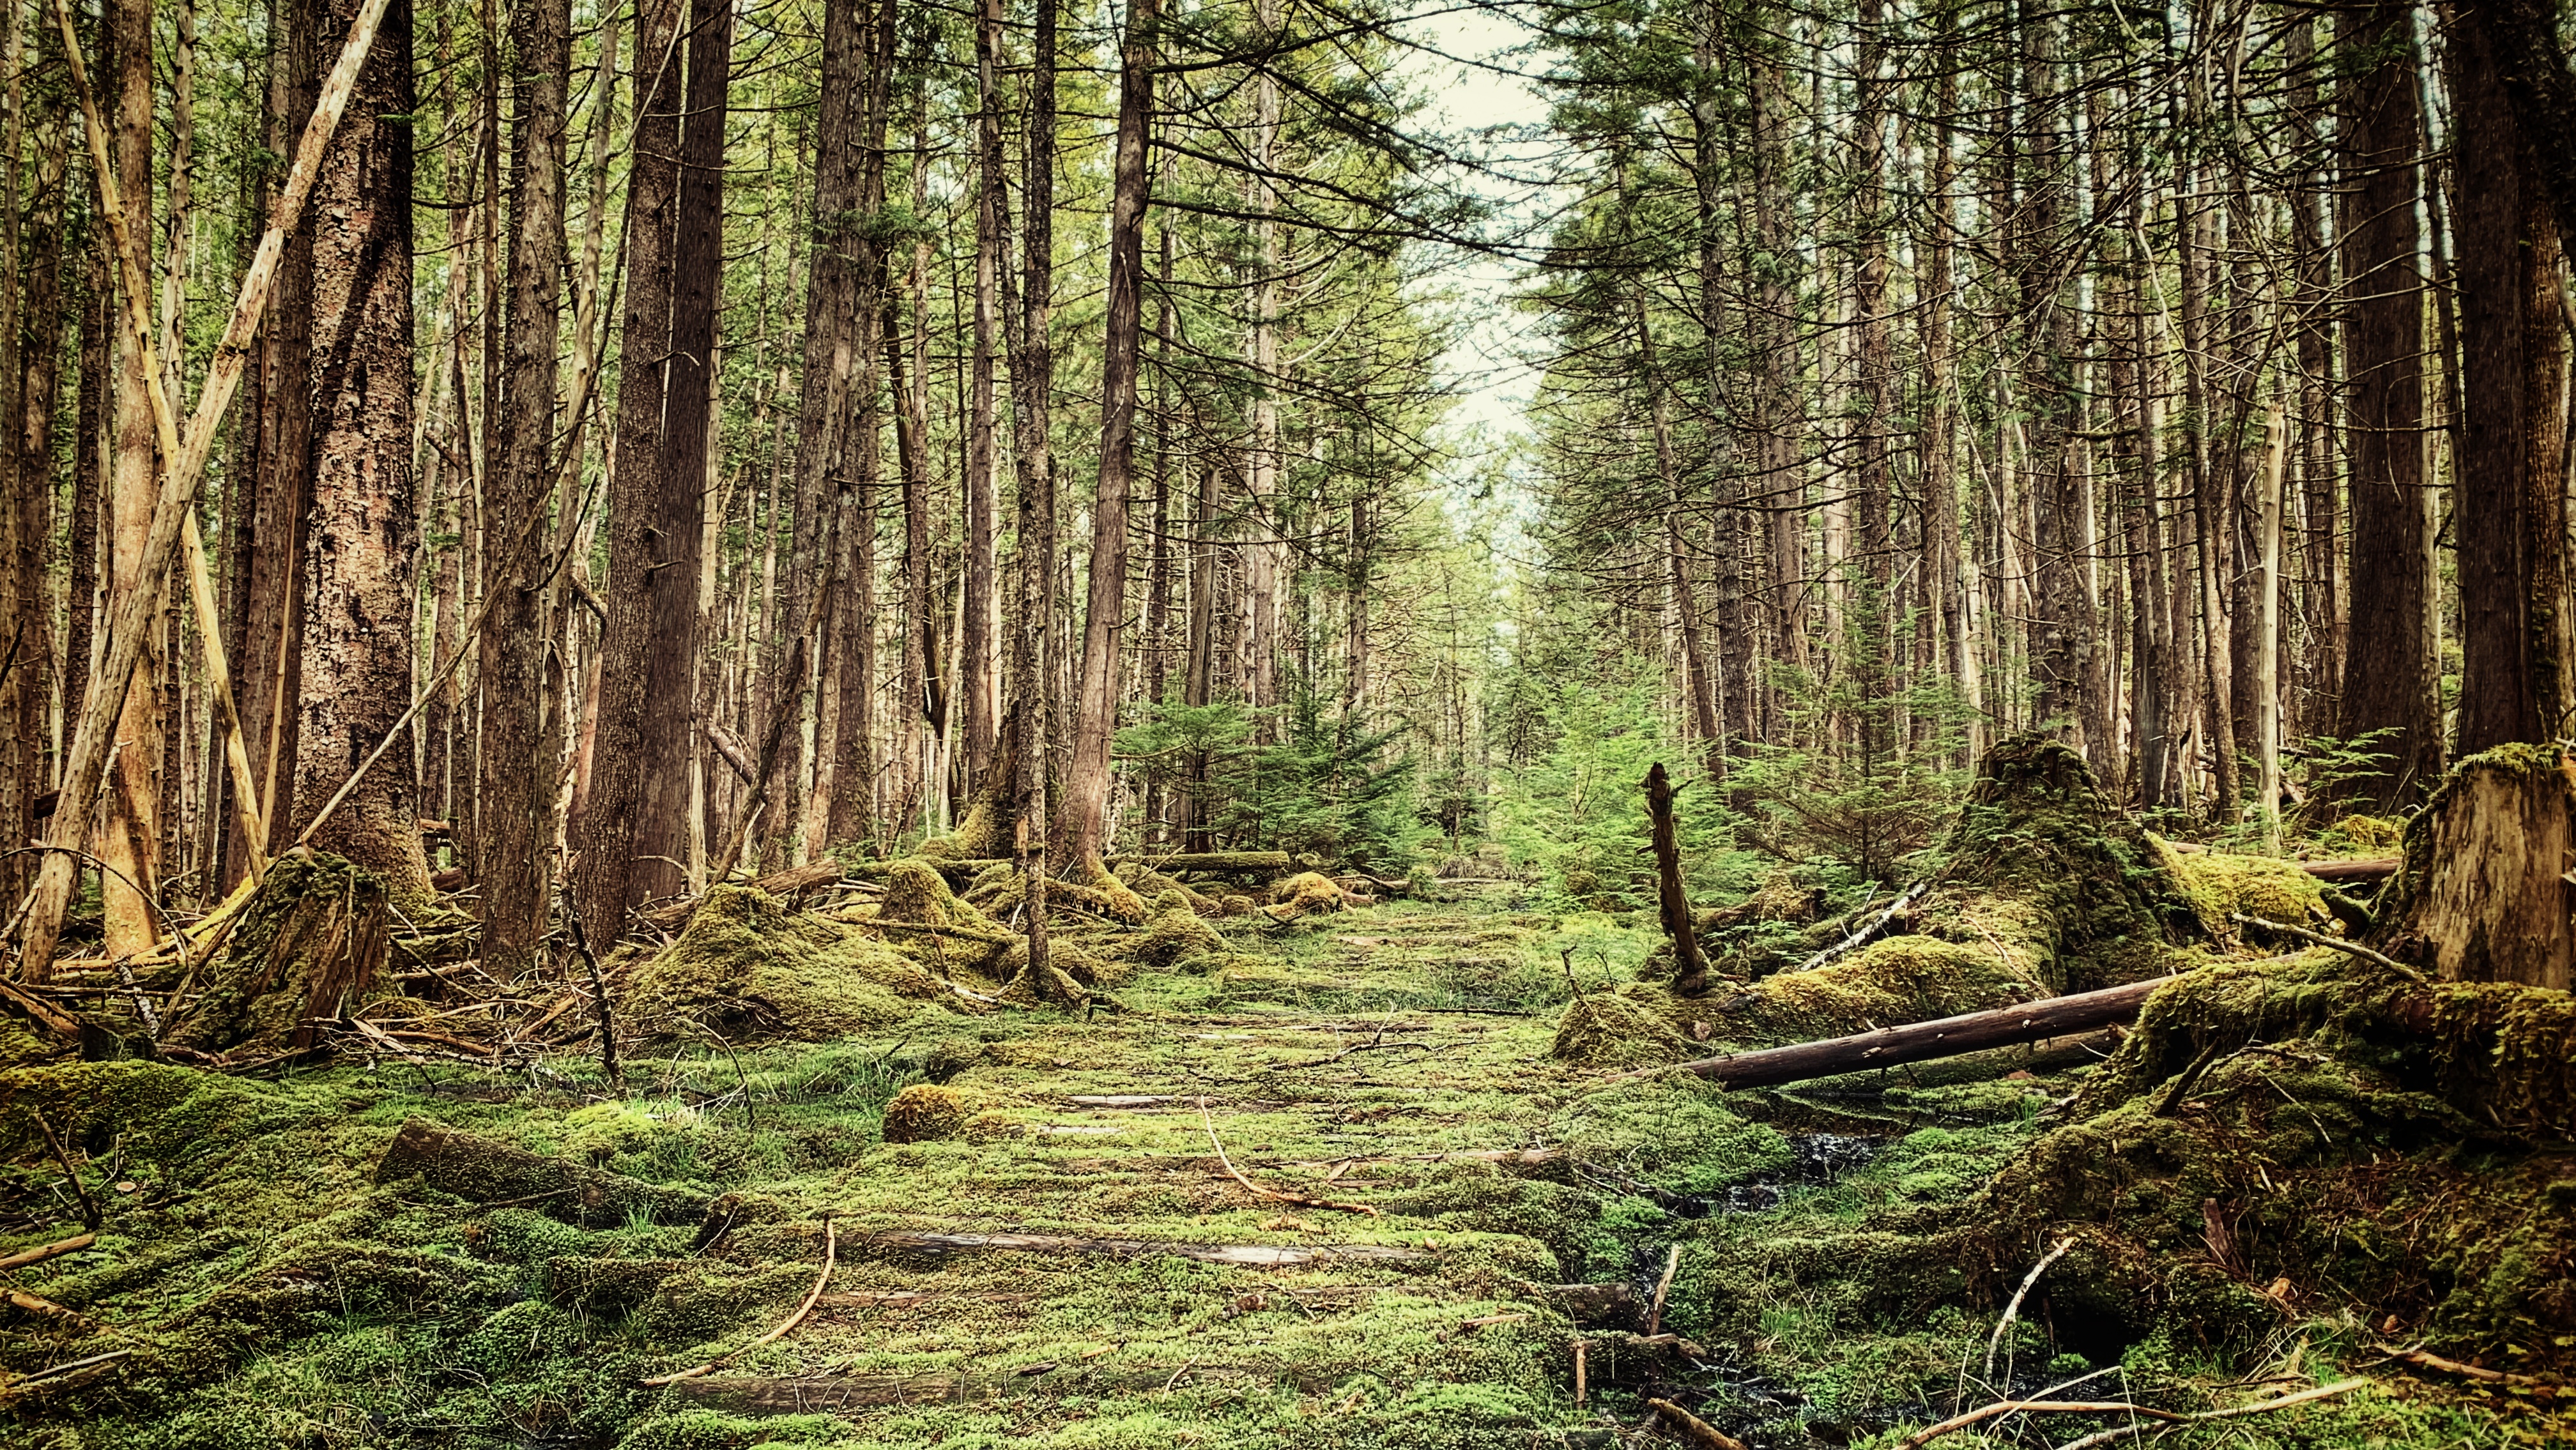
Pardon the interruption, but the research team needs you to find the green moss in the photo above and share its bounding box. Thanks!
[1548,991,1688,1067]
[880,1084,972,1143]
[2150,836,2331,935]
[620,885,954,1042]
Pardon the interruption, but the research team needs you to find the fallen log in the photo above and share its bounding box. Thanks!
[372,1118,710,1226]
[1620,973,2183,1088]
[2301,857,2397,883]
[845,1228,1429,1267]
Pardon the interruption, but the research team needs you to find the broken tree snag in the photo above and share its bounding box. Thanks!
[1644,763,1713,996]
[164,850,390,1055]
[1626,973,2181,1090]
[371,1118,710,1226]
[2375,744,2575,989]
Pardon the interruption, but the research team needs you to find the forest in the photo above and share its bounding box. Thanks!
[0,0,2572,1444]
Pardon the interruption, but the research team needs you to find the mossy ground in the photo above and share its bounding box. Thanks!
[0,885,2557,1448]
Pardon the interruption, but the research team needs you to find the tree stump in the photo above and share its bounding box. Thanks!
[166,848,390,1053]
[2377,744,2575,989]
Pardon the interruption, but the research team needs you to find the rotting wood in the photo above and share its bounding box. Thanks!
[845,1228,1429,1266]
[1620,974,2183,1088]
[2372,1342,2561,1389]
[1644,763,1713,996]
[638,861,844,930]
[1198,1095,1379,1217]
[640,1216,836,1385]
[373,1118,709,1226]
[1894,1377,2373,1450]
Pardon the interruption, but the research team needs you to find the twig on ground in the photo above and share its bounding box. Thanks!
[1197,1096,1379,1217]
[0,1233,94,1273]
[1984,1237,2074,1388]
[28,1111,100,1231]
[1647,1243,1682,1338]
[1648,1396,1748,1450]
[638,1216,836,1385]
[2230,913,2425,982]
[1905,1377,2373,1450]
[2371,1342,2560,1389]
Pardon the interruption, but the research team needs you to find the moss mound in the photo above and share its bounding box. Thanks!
[2152,837,2330,935]
[1264,871,1351,920]
[880,859,1007,933]
[880,1084,972,1143]
[1721,935,2031,1043]
[1551,991,1691,1069]
[618,885,949,1041]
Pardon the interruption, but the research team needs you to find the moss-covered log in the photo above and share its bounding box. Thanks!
[372,1118,710,1226]
[165,850,389,1055]
[2374,742,2575,988]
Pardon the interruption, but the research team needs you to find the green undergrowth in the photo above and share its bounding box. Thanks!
[0,889,2561,1448]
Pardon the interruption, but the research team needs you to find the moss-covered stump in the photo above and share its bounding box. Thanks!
[1713,735,2205,1044]
[618,884,956,1041]
[2150,837,2331,938]
[165,849,390,1055]
[2375,742,2576,989]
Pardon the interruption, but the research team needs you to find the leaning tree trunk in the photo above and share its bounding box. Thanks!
[2375,744,2575,989]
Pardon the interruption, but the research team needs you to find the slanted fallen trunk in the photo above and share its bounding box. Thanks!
[372,1118,710,1226]
[2374,743,2574,989]
[1624,973,2179,1088]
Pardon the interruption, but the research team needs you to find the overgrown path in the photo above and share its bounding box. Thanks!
[2,878,2554,1449]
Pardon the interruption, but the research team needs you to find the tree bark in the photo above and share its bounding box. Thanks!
[2377,744,2574,989]
[291,0,427,906]
[475,0,571,975]
[2448,0,2570,751]
[576,0,686,931]
[1644,762,1710,997]
[1061,0,1157,867]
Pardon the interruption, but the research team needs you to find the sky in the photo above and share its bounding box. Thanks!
[1394,4,1560,466]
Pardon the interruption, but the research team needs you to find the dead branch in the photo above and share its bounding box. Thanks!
[1198,1096,1379,1217]
[0,1233,94,1274]
[2230,913,2425,982]
[1648,1398,1748,1450]
[27,1111,98,1232]
[1984,1237,2073,1386]
[639,1216,836,1386]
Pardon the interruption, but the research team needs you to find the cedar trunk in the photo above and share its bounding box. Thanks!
[291,0,427,906]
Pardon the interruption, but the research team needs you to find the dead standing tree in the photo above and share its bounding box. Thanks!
[1644,763,1712,997]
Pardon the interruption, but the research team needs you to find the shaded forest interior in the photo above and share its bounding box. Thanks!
[0,0,2574,1446]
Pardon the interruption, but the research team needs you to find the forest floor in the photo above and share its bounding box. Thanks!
[1,880,2563,1449]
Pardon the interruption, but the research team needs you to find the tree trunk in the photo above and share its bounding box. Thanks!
[825,0,896,850]
[473,0,571,974]
[64,254,106,791]
[577,0,686,931]
[2449,0,2570,752]
[2378,744,2575,989]
[1062,0,1157,868]
[292,0,428,907]
[1008,0,1060,974]
[233,0,319,889]
[960,0,1002,795]
[1644,762,1710,997]
[97,0,161,956]
[2336,2,2439,807]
